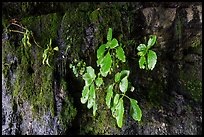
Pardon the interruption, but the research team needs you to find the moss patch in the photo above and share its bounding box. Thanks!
[179,66,202,103]
[58,79,77,130]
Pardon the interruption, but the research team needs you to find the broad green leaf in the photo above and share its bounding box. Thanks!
[137,50,146,57]
[107,28,112,42]
[81,86,89,104]
[120,70,130,80]
[93,102,97,116]
[82,73,92,86]
[97,56,104,67]
[86,66,96,80]
[100,52,112,77]
[69,64,73,68]
[137,44,146,51]
[87,83,95,109]
[95,77,103,87]
[53,46,59,51]
[110,38,119,49]
[119,76,128,93]
[116,46,126,62]
[114,94,120,105]
[147,50,157,70]
[115,72,121,82]
[130,99,142,121]
[111,105,117,118]
[105,84,114,108]
[116,98,124,128]
[139,56,146,69]
[147,35,156,49]
[106,41,111,48]
[97,44,106,59]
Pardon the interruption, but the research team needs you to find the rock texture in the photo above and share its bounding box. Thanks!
[2,2,202,135]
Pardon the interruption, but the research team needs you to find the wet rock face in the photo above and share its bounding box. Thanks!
[2,2,202,135]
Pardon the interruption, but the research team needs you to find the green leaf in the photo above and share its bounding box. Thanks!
[87,83,95,109]
[53,46,59,51]
[130,99,142,121]
[147,50,157,70]
[137,44,146,51]
[49,38,52,47]
[105,41,111,48]
[100,52,112,77]
[119,76,128,93]
[95,77,103,87]
[97,56,104,67]
[22,34,27,47]
[86,66,96,80]
[69,64,73,68]
[97,44,106,59]
[137,50,146,57]
[110,38,119,49]
[116,98,124,128]
[120,70,130,80]
[80,86,89,104]
[82,73,92,86]
[107,28,112,42]
[26,36,32,47]
[116,46,126,62]
[147,35,156,49]
[114,94,120,106]
[46,58,51,67]
[115,72,121,82]
[106,84,114,108]
[139,56,146,69]
[93,102,97,116]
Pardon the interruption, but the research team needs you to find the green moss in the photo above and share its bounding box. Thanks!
[61,10,88,57]
[191,37,201,48]
[184,80,202,102]
[20,13,62,47]
[179,67,202,103]
[2,19,9,28]
[21,2,30,13]
[174,15,183,41]
[80,83,120,135]
[58,79,77,130]
[147,82,164,107]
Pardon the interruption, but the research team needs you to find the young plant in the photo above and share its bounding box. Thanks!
[106,70,142,128]
[70,28,142,128]
[69,60,86,77]
[42,38,59,67]
[97,28,126,77]
[6,21,41,48]
[137,35,157,70]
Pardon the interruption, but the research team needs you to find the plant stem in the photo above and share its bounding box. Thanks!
[11,23,26,30]
[9,29,25,35]
[31,33,42,48]
[120,93,131,100]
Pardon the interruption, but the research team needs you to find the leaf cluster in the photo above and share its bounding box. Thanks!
[137,35,157,70]
[106,70,142,128]
[42,38,59,67]
[69,60,86,77]
[81,66,103,116]
[71,28,143,128]
[97,28,126,77]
